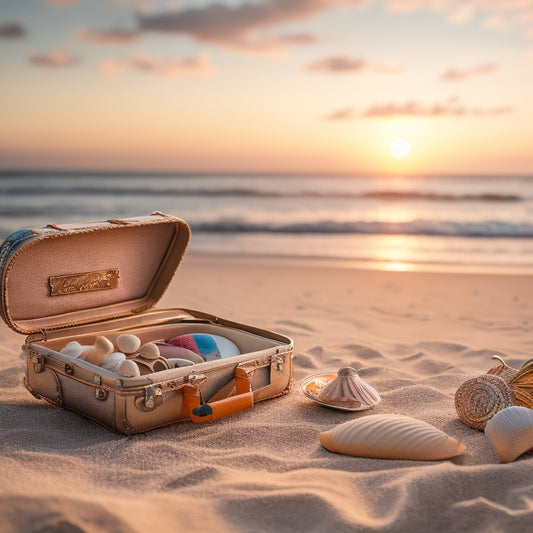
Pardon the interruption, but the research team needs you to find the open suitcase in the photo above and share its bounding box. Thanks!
[0,213,294,434]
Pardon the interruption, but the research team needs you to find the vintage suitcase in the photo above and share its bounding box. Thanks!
[0,213,294,434]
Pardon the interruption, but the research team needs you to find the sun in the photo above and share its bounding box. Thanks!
[389,138,411,158]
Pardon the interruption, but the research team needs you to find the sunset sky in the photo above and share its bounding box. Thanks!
[1,0,533,175]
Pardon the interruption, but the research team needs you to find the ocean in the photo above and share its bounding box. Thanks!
[2,171,533,273]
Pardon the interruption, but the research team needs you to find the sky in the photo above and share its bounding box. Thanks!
[1,0,533,175]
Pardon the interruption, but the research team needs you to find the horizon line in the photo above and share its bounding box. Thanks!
[1,168,533,180]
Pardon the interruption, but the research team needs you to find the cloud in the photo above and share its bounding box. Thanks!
[28,51,79,67]
[99,52,216,78]
[306,55,402,73]
[78,26,140,45]
[0,22,26,38]
[136,0,364,50]
[441,62,499,81]
[326,97,513,120]
[325,108,358,120]
[385,0,533,40]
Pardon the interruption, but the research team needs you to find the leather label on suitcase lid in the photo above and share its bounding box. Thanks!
[49,268,119,296]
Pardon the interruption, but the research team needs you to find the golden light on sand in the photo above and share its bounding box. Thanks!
[389,138,411,158]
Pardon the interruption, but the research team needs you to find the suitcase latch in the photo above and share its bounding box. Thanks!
[31,352,45,373]
[93,375,108,401]
[271,353,285,373]
[144,385,163,410]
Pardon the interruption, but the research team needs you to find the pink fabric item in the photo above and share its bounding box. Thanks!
[167,334,199,354]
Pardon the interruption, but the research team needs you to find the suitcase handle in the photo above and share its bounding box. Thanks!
[182,367,254,423]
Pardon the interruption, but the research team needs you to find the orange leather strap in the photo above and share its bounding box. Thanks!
[182,367,254,423]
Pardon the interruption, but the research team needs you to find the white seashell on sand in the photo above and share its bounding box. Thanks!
[118,359,140,378]
[484,406,533,463]
[139,342,160,360]
[319,414,466,461]
[116,334,141,355]
[317,367,381,409]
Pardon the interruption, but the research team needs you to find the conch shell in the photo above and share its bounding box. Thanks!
[319,414,466,461]
[301,367,381,411]
[455,356,533,430]
[484,406,533,463]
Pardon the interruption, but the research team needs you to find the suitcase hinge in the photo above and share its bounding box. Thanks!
[93,375,108,401]
[31,352,45,373]
[144,385,163,410]
[272,353,285,373]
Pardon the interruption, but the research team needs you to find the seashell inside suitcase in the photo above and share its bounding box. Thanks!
[0,213,294,434]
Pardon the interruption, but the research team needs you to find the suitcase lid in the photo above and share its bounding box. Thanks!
[0,213,190,335]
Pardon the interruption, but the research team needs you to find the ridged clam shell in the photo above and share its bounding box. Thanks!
[116,334,141,355]
[317,367,381,409]
[60,341,86,357]
[454,374,514,430]
[101,352,126,372]
[484,406,533,463]
[118,359,140,378]
[139,342,160,360]
[319,414,466,461]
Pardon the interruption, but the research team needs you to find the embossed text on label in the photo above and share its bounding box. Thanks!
[49,269,119,296]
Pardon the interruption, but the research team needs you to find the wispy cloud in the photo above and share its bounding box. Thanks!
[441,62,499,81]
[99,52,216,78]
[28,50,79,67]
[326,97,513,120]
[78,26,140,45]
[136,0,363,50]
[0,22,25,39]
[306,55,402,73]
[385,0,533,40]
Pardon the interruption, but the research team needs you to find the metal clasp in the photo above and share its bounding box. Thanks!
[144,385,163,410]
[31,352,45,373]
[93,375,108,401]
[272,353,285,373]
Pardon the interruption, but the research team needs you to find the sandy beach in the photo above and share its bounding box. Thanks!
[1,254,533,532]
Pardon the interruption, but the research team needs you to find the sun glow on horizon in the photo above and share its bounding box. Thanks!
[389,138,411,158]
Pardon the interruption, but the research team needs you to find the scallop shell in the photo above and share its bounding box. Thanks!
[484,406,533,463]
[118,359,140,378]
[116,334,141,355]
[454,374,514,430]
[101,352,126,372]
[139,342,160,360]
[60,341,86,357]
[319,414,466,461]
[301,367,380,411]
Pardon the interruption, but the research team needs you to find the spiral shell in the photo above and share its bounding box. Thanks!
[319,414,466,461]
[454,374,514,430]
[484,406,533,463]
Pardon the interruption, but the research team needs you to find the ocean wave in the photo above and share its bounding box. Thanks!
[0,185,522,202]
[191,219,533,238]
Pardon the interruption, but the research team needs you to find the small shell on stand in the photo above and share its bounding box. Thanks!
[301,367,381,412]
